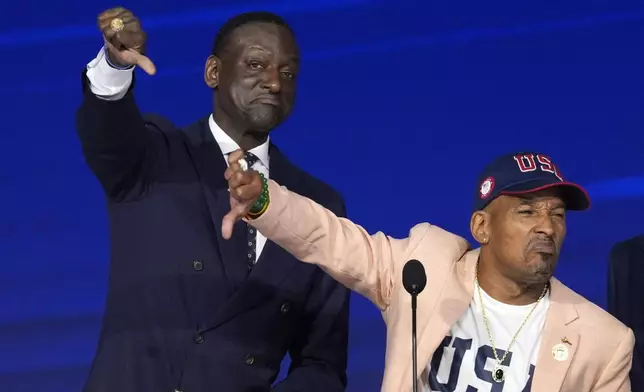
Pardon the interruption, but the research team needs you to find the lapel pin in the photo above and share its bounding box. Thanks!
[561,337,572,346]
[552,343,569,362]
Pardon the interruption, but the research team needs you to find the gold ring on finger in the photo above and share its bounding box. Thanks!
[110,18,125,32]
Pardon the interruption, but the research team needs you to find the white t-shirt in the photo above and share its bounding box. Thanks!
[423,283,549,392]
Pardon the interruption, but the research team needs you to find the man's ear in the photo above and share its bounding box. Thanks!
[204,55,220,88]
[470,210,490,245]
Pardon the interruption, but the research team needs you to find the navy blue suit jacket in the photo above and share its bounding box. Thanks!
[75,73,350,392]
[608,236,644,391]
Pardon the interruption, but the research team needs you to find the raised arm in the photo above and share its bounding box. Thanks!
[252,181,430,308]
[76,7,163,200]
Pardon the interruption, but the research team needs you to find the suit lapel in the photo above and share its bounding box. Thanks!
[205,144,300,328]
[183,118,249,293]
[531,278,579,391]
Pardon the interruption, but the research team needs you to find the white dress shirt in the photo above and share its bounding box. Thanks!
[85,46,270,259]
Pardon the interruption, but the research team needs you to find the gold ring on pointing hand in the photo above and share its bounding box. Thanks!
[110,18,125,32]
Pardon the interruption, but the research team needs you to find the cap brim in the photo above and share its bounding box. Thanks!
[500,179,591,211]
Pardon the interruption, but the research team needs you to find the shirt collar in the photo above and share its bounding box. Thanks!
[208,114,270,168]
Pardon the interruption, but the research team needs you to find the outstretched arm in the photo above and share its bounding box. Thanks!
[250,180,427,309]
[76,8,164,200]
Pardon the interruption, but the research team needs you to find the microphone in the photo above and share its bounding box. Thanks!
[403,259,427,295]
[402,259,427,392]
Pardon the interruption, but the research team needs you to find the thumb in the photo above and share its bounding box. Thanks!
[221,211,236,240]
[222,203,253,239]
[127,49,157,75]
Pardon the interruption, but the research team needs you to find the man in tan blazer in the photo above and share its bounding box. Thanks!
[223,150,635,392]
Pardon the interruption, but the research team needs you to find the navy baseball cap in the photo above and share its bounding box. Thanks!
[473,152,590,212]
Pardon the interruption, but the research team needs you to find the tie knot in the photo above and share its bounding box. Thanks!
[244,151,259,168]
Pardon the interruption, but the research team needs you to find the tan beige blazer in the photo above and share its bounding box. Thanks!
[250,181,635,392]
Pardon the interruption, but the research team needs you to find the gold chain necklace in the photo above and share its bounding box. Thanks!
[475,263,548,383]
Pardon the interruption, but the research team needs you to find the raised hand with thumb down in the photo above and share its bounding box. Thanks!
[222,150,267,240]
[98,7,156,75]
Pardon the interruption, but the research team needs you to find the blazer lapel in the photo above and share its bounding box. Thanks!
[530,278,580,391]
[183,118,249,292]
[204,144,301,328]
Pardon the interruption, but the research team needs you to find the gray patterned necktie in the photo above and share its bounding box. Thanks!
[242,152,260,269]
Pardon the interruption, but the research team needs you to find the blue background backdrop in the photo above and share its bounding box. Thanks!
[0,0,642,390]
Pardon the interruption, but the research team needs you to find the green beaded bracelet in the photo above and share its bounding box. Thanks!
[249,173,269,214]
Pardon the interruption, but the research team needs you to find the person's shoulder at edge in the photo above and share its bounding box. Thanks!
[611,235,644,255]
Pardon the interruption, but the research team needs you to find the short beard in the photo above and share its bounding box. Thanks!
[524,253,557,284]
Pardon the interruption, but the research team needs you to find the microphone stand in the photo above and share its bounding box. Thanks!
[402,259,426,392]
[411,291,418,392]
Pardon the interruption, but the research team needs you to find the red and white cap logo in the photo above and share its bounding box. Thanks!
[480,177,495,199]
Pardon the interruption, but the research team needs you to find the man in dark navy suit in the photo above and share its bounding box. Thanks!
[608,236,644,391]
[76,8,350,392]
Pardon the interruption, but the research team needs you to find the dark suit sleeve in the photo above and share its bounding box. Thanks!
[608,238,644,391]
[272,197,350,392]
[75,72,170,201]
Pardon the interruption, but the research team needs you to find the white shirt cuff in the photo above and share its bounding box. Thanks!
[85,47,134,101]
